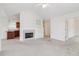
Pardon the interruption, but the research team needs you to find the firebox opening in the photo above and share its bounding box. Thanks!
[25,32,33,38]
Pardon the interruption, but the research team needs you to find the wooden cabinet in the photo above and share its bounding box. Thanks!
[7,30,19,39]
[7,31,15,39]
[15,30,19,37]
[7,21,20,39]
[16,22,20,28]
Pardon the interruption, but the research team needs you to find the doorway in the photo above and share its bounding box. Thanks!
[43,20,50,39]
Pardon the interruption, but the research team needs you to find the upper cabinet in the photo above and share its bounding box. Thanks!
[16,22,20,28]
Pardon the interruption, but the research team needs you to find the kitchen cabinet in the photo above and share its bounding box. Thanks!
[7,30,19,39]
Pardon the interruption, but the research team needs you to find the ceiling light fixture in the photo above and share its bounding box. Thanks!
[42,4,48,8]
[36,3,49,8]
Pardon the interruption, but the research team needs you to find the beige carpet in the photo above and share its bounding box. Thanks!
[1,38,79,56]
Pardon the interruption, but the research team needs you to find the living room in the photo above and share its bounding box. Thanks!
[0,3,79,56]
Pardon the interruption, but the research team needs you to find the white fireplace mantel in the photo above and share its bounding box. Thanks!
[23,30,35,40]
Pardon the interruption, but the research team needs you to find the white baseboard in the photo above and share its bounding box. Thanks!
[68,35,77,40]
[50,38,66,42]
[0,40,2,51]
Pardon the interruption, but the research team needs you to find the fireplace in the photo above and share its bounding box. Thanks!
[23,30,34,39]
[25,32,33,38]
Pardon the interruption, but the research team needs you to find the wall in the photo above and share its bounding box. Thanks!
[0,9,9,40]
[8,14,20,30]
[20,11,43,41]
[74,18,79,36]
[8,19,16,30]
[51,17,65,41]
[51,11,79,41]
[0,39,2,51]
[63,11,79,40]
[67,18,75,39]
[20,10,79,41]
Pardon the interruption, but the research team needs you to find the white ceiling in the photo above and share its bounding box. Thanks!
[0,3,79,18]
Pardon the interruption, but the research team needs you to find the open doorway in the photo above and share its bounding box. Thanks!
[43,20,50,39]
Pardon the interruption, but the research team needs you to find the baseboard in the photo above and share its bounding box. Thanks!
[50,38,66,42]
[68,35,77,40]
[0,40,1,51]
[1,38,7,40]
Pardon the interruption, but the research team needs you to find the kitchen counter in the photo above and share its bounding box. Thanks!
[8,28,19,31]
